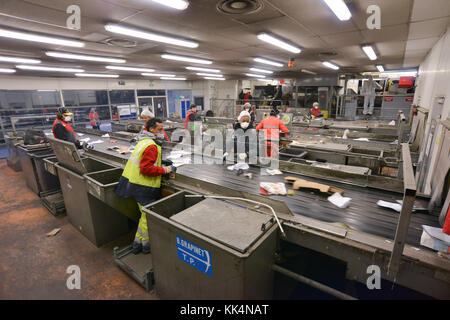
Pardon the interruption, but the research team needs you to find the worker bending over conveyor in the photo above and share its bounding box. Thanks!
[309,102,324,119]
[115,118,175,254]
[140,109,170,142]
[52,107,91,149]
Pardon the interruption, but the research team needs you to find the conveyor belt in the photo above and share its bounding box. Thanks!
[176,164,440,247]
[73,130,439,247]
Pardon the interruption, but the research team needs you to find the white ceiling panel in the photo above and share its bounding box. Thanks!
[408,17,450,40]
[411,0,450,22]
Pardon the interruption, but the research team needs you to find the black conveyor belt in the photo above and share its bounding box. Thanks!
[176,164,440,247]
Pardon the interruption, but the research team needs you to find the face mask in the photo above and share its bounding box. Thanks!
[157,133,165,140]
[240,122,249,129]
[64,116,72,122]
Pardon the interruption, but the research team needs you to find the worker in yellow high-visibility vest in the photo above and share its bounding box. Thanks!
[115,118,174,254]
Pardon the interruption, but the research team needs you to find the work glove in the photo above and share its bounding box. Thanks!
[161,159,173,167]
[82,142,94,150]
[164,165,176,174]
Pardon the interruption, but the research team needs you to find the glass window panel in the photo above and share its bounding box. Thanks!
[109,90,135,104]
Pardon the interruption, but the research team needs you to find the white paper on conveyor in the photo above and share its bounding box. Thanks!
[353,138,370,142]
[90,140,104,144]
[328,193,352,209]
[79,138,90,142]
[77,133,84,136]
[422,225,450,244]
[227,163,250,171]
[101,134,110,138]
[376,200,402,213]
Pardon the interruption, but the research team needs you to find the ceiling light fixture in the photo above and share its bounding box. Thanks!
[0,68,16,74]
[0,55,41,64]
[0,27,84,47]
[301,69,317,75]
[161,54,212,64]
[105,24,198,48]
[254,57,283,67]
[205,77,225,81]
[257,33,301,54]
[75,73,119,78]
[151,0,189,10]
[46,51,126,64]
[106,66,155,72]
[258,79,272,82]
[250,67,273,74]
[323,0,352,21]
[160,77,186,80]
[376,65,384,72]
[16,65,84,73]
[246,73,266,78]
[186,66,220,73]
[196,72,223,77]
[322,61,340,70]
[362,45,377,60]
[142,73,176,77]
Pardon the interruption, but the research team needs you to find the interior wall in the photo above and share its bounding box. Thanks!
[414,26,450,194]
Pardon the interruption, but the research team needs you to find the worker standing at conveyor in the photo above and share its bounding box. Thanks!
[362,75,382,116]
[256,109,289,158]
[234,110,255,159]
[89,107,100,130]
[115,118,174,254]
[52,107,88,149]
[140,109,170,142]
[184,104,197,132]
[310,102,324,119]
[243,102,256,125]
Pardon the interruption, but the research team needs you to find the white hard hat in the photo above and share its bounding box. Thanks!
[313,102,319,107]
[244,102,251,108]
[238,111,251,121]
[141,109,154,118]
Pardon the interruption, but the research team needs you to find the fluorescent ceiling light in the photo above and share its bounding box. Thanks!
[376,65,384,72]
[37,90,57,92]
[205,77,225,81]
[301,69,317,75]
[258,79,272,82]
[0,27,84,47]
[196,72,223,77]
[105,24,198,48]
[322,61,340,70]
[250,67,273,74]
[0,68,16,74]
[257,33,301,54]
[246,73,265,78]
[324,0,352,21]
[186,66,220,73]
[161,54,212,64]
[75,73,119,78]
[254,57,283,67]
[161,77,186,80]
[0,55,41,64]
[380,71,417,77]
[362,45,377,60]
[106,66,155,72]
[142,73,176,77]
[16,65,84,73]
[46,51,126,64]
[152,0,189,10]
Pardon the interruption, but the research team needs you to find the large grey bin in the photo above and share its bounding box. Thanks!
[144,190,278,300]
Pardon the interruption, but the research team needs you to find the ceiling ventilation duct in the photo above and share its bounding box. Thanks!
[216,0,263,15]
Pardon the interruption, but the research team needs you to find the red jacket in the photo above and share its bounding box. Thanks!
[140,145,166,177]
[256,116,289,140]
[184,110,196,130]
[52,119,77,141]
[89,111,99,126]
[310,107,321,117]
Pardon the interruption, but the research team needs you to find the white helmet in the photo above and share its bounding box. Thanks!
[141,109,154,118]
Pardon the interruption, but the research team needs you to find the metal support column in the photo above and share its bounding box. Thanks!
[388,143,417,277]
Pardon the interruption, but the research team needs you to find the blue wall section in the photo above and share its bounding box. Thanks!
[167,90,192,118]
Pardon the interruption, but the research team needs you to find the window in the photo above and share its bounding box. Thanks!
[137,90,166,97]
[109,90,135,104]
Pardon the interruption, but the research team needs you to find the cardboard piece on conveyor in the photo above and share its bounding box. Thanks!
[284,176,344,195]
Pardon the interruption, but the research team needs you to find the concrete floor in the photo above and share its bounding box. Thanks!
[0,160,157,300]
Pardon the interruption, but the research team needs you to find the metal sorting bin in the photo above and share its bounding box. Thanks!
[17,145,58,195]
[5,132,24,171]
[48,137,136,247]
[143,190,278,300]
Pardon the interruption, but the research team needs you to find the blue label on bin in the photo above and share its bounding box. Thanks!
[176,236,212,277]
